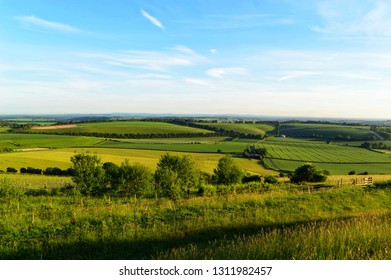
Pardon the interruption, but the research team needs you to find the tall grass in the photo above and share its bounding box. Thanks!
[0,181,389,259]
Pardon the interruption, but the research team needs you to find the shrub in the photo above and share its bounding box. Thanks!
[198,184,216,197]
[0,178,24,200]
[70,153,106,196]
[373,180,391,189]
[264,175,278,184]
[115,161,154,197]
[6,167,17,173]
[154,153,200,199]
[290,164,328,184]
[348,170,356,175]
[214,155,244,185]
[242,174,261,183]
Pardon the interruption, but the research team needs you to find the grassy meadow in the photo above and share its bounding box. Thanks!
[29,121,213,136]
[0,180,389,259]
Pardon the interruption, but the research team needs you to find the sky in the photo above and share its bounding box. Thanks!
[1,0,391,119]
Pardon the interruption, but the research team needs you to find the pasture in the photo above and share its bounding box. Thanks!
[0,133,103,150]
[278,122,377,140]
[30,121,213,136]
[199,122,276,137]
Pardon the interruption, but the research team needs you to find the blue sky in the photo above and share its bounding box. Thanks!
[1,0,391,118]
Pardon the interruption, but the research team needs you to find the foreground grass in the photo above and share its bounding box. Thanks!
[0,183,389,260]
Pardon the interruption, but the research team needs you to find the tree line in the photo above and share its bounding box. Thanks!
[70,152,329,199]
[70,152,249,199]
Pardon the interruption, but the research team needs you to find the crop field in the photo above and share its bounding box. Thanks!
[0,147,271,175]
[0,133,103,150]
[199,122,276,136]
[97,138,251,153]
[279,123,377,140]
[261,138,391,163]
[30,121,213,136]
[257,137,391,174]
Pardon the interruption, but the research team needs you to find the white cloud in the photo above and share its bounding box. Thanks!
[210,49,218,54]
[140,9,165,30]
[277,71,321,81]
[15,15,83,32]
[206,67,247,78]
[81,46,206,72]
[312,0,391,37]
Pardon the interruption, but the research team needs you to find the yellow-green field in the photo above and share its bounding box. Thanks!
[0,148,274,175]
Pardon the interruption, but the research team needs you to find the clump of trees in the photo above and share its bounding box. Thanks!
[361,142,388,150]
[70,152,254,199]
[289,164,329,184]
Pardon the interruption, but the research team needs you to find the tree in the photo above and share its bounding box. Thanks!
[154,153,200,199]
[214,155,244,185]
[70,153,106,196]
[115,160,153,197]
[289,164,328,184]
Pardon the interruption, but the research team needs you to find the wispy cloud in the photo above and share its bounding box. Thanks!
[81,46,206,72]
[178,13,294,30]
[277,71,321,81]
[206,67,247,78]
[140,9,165,30]
[312,0,391,37]
[14,15,83,32]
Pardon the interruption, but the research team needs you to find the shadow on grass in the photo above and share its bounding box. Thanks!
[4,214,388,260]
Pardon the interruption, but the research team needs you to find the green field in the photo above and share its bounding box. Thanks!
[200,122,276,137]
[2,130,391,175]
[279,123,377,140]
[30,121,214,136]
[97,138,250,153]
[0,147,273,175]
[0,134,103,149]
[1,119,391,260]
[257,137,391,174]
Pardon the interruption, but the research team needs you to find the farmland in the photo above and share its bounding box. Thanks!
[0,147,273,175]
[199,122,276,137]
[278,122,376,140]
[1,118,391,260]
[27,121,214,137]
[2,119,391,175]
